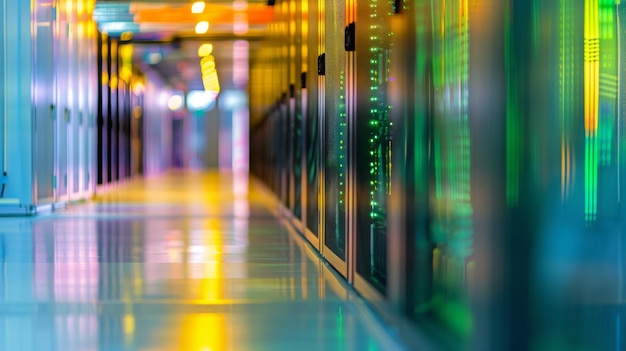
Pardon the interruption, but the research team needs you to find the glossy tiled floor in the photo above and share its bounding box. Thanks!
[0,172,405,351]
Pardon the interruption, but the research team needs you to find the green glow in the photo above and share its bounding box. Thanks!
[598,0,616,168]
[559,0,577,201]
[338,69,347,247]
[337,306,343,339]
[429,0,473,338]
[582,0,614,222]
[585,137,599,221]
[367,35,390,225]
[505,1,521,207]
[584,0,597,222]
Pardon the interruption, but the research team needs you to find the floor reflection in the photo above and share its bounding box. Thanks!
[0,172,401,351]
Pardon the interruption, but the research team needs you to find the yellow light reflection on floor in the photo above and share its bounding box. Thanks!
[124,313,135,344]
[180,314,226,351]
[199,218,223,301]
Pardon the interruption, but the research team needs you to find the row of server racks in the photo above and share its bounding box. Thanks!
[0,0,166,213]
[0,0,100,211]
[251,0,626,350]
[97,33,145,187]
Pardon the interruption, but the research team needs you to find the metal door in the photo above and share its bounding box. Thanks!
[33,0,56,203]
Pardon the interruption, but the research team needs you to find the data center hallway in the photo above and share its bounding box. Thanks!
[0,172,403,351]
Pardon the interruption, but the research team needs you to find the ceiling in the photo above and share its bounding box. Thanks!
[94,0,274,93]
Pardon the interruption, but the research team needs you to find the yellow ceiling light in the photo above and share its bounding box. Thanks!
[195,21,209,34]
[191,1,206,14]
[198,43,214,57]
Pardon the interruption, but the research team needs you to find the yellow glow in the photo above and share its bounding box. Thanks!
[168,95,184,111]
[584,0,599,135]
[180,314,226,351]
[133,106,143,119]
[203,73,221,93]
[120,67,133,82]
[195,21,210,34]
[88,22,95,38]
[198,43,214,57]
[202,61,216,73]
[201,55,216,72]
[120,45,134,60]
[77,22,85,38]
[123,314,135,335]
[110,75,118,89]
[201,55,215,64]
[87,0,95,15]
[191,1,206,14]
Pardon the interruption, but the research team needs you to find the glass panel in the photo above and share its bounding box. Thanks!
[305,89,319,235]
[304,0,319,235]
[355,0,393,293]
[323,0,347,259]
[292,0,304,220]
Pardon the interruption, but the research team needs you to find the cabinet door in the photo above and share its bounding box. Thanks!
[34,0,56,202]
[353,0,394,295]
[321,0,349,275]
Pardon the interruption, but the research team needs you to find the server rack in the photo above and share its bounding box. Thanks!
[250,0,626,349]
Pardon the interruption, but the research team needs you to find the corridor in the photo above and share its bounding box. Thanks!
[0,172,403,351]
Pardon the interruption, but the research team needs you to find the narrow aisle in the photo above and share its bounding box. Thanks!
[0,172,404,351]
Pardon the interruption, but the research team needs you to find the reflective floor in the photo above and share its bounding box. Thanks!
[0,172,404,351]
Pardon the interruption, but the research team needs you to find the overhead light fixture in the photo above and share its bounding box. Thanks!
[168,93,185,112]
[187,90,218,112]
[195,21,209,34]
[191,1,206,14]
[198,43,214,57]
